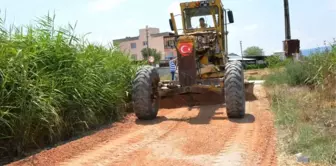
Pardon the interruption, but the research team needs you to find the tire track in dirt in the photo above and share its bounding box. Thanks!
[243,85,277,166]
[7,109,178,166]
[211,85,277,166]
[211,99,255,166]
[7,85,277,166]
[110,105,241,166]
[58,108,192,166]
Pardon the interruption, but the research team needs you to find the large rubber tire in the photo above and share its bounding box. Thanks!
[224,61,246,118]
[132,65,160,120]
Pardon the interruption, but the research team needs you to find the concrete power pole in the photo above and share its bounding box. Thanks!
[240,41,243,61]
[146,26,150,56]
[146,25,154,65]
[284,0,291,40]
[283,0,300,60]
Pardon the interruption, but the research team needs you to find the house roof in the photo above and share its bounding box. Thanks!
[113,36,139,43]
[113,32,174,44]
[228,53,240,56]
[152,32,175,37]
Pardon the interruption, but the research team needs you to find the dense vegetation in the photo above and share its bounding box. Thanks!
[0,14,139,162]
[244,46,265,56]
[141,48,162,64]
[265,46,336,165]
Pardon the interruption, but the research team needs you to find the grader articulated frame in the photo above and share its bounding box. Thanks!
[131,0,254,120]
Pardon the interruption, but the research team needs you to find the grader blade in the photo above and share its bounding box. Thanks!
[158,79,255,109]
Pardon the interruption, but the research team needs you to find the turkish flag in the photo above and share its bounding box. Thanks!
[178,43,193,56]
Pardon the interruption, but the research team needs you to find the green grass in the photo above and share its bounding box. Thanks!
[265,45,336,165]
[266,46,336,87]
[265,55,292,69]
[245,64,267,70]
[268,86,336,164]
[0,13,139,161]
[247,75,266,80]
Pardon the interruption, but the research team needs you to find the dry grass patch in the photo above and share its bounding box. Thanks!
[266,85,336,165]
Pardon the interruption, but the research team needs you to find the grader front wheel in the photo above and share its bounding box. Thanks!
[224,61,246,118]
[132,66,160,120]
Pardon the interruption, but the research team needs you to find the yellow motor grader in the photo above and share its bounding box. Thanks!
[131,0,254,120]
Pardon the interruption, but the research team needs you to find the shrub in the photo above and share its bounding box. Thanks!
[245,64,267,70]
[265,55,282,68]
[265,46,336,87]
[265,55,291,68]
[0,13,138,160]
[265,44,336,165]
[141,48,162,64]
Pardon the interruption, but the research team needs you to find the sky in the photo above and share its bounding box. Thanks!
[0,0,336,55]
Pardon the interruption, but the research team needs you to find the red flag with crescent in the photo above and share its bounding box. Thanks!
[178,43,193,56]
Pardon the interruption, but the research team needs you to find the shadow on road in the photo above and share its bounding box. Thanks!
[228,114,255,123]
[188,104,223,124]
[135,104,222,125]
[135,116,171,125]
[136,104,256,125]
[159,91,257,109]
[159,92,225,109]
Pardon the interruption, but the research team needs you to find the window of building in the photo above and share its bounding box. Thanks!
[143,41,148,46]
[131,43,136,49]
[164,37,175,49]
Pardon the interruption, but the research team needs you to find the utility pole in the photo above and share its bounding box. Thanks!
[284,0,291,40]
[145,25,152,65]
[146,26,150,55]
[240,41,243,61]
[283,0,300,60]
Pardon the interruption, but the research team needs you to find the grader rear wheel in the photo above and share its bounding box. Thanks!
[132,66,160,120]
[224,61,246,118]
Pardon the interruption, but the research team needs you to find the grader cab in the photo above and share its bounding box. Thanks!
[131,0,254,120]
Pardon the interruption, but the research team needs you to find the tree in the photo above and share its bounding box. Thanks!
[243,46,264,56]
[141,48,162,64]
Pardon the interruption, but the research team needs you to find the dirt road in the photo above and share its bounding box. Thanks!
[8,84,276,166]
